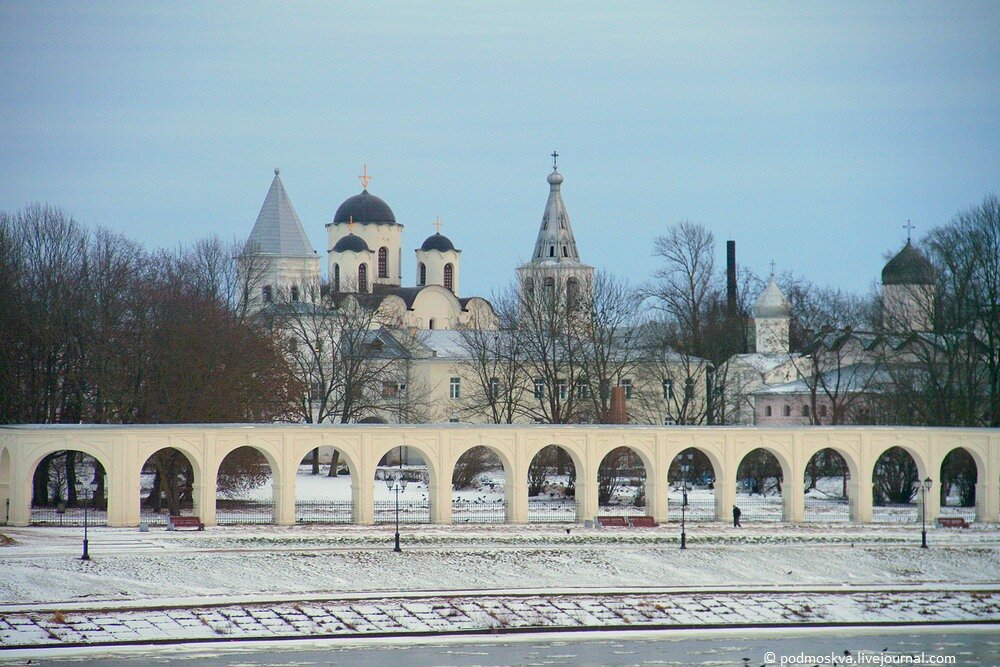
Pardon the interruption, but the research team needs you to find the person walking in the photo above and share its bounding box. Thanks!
[732,504,742,527]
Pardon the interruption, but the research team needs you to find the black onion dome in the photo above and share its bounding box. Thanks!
[419,232,457,252]
[332,233,372,253]
[882,242,935,285]
[333,190,396,225]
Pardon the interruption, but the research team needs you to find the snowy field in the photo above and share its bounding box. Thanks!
[2,521,999,608]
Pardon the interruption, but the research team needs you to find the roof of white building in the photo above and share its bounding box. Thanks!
[247,170,317,257]
[752,276,791,318]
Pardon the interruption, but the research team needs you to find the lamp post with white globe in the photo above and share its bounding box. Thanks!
[386,470,408,553]
[76,481,97,561]
[917,476,932,548]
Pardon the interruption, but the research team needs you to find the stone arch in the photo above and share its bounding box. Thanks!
[28,446,111,526]
[449,443,511,523]
[138,446,200,525]
[292,438,361,525]
[374,441,437,524]
[736,447,788,522]
[213,445,278,525]
[597,445,649,516]
[802,447,852,522]
[871,445,923,523]
[526,443,582,523]
[669,446,719,521]
[939,446,978,519]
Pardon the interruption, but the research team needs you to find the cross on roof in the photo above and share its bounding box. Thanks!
[551,150,559,170]
[358,164,371,190]
[348,215,355,233]
[904,219,915,242]
[770,259,776,277]
[434,215,442,233]
[274,167,280,176]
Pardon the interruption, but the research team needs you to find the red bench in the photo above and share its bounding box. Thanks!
[629,516,659,528]
[598,516,628,527]
[168,516,204,531]
[936,517,970,529]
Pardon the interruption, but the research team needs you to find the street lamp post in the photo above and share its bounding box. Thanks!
[677,453,693,550]
[76,481,97,561]
[918,476,932,549]
[386,470,408,553]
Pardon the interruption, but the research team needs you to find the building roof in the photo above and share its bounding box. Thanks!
[332,233,372,253]
[754,363,891,397]
[752,276,791,318]
[332,190,397,226]
[247,171,317,257]
[882,241,936,285]
[522,163,591,269]
[419,232,458,253]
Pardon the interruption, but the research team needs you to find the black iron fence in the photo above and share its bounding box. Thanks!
[597,503,648,517]
[527,497,576,523]
[872,504,918,523]
[31,505,109,527]
[451,500,506,524]
[804,498,850,522]
[668,497,716,521]
[216,499,275,525]
[295,500,354,524]
[140,501,195,527]
[374,500,430,524]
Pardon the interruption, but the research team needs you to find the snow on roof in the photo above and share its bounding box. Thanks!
[754,363,892,396]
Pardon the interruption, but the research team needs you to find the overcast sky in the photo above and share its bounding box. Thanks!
[2,2,998,299]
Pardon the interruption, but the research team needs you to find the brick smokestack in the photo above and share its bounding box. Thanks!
[726,240,737,317]
[609,386,628,424]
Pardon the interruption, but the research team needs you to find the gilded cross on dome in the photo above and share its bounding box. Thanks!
[903,219,915,242]
[551,150,559,170]
[358,164,371,190]
[434,216,442,233]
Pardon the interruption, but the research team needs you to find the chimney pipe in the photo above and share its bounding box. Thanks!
[726,240,737,316]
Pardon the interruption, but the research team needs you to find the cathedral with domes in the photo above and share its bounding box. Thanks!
[245,166,494,330]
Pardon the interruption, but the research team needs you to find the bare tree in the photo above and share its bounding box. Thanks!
[649,221,716,357]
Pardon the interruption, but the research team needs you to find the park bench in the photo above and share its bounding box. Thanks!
[167,515,204,531]
[628,516,658,528]
[598,516,628,527]
[935,516,970,529]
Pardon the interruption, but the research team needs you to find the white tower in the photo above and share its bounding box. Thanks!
[326,165,403,289]
[752,273,791,355]
[243,169,321,309]
[516,152,594,305]
[415,217,461,295]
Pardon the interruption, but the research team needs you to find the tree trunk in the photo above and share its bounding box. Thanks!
[327,450,340,477]
[311,448,320,475]
[65,451,78,506]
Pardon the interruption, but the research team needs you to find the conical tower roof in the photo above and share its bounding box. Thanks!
[247,170,317,257]
[528,160,587,266]
[753,276,791,318]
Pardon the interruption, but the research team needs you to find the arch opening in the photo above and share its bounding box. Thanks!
[375,445,430,524]
[872,446,920,523]
[215,446,275,525]
[451,445,507,524]
[803,448,851,523]
[939,447,977,523]
[736,448,784,522]
[31,450,108,526]
[140,448,197,526]
[668,447,716,521]
[598,446,648,517]
[296,447,354,524]
[527,445,577,523]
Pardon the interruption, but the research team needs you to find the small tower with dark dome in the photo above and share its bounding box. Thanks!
[881,236,936,332]
[415,217,461,294]
[326,165,404,289]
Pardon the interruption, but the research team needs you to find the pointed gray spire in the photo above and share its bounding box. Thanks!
[529,163,585,264]
[247,171,317,257]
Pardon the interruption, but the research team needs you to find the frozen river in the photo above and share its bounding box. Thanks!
[21,628,1000,666]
